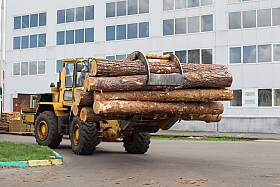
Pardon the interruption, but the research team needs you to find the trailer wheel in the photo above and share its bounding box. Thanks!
[123,132,151,154]
[70,116,98,155]
[34,111,62,148]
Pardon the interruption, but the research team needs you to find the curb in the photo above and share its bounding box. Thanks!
[0,151,63,167]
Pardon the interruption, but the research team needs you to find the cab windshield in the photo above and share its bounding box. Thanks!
[76,61,89,87]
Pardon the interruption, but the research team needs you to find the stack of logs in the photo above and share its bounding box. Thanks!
[72,58,233,124]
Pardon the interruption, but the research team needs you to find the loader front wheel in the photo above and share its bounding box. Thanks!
[123,132,151,154]
[34,111,62,148]
[70,116,98,155]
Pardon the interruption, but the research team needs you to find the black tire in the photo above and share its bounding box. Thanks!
[123,132,151,154]
[70,116,98,155]
[34,111,62,148]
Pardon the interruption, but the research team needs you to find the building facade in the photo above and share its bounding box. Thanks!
[4,0,280,133]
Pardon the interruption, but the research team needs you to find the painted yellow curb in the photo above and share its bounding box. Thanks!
[28,159,63,167]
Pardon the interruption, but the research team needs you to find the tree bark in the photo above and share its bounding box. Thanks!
[74,87,94,106]
[94,88,233,102]
[180,114,222,123]
[72,102,83,116]
[93,101,223,115]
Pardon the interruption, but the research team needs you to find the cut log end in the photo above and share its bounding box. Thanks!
[91,59,97,76]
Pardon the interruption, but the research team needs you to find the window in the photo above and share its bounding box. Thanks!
[202,49,212,64]
[21,62,28,75]
[274,44,280,61]
[106,2,115,18]
[117,1,126,16]
[175,0,186,9]
[117,24,126,40]
[13,63,20,75]
[188,16,199,33]
[258,44,271,63]
[38,61,45,75]
[57,9,65,24]
[85,28,94,43]
[188,49,200,63]
[163,19,174,36]
[243,10,256,28]
[258,89,272,107]
[30,34,37,48]
[106,26,115,41]
[56,60,63,73]
[106,56,115,60]
[228,0,241,3]
[163,0,173,11]
[30,14,38,27]
[229,12,241,29]
[22,15,29,28]
[230,90,242,106]
[66,8,75,23]
[75,29,84,43]
[201,0,213,6]
[57,31,65,45]
[175,18,186,34]
[139,22,149,38]
[201,14,213,32]
[85,5,94,20]
[257,9,271,27]
[274,89,280,106]
[14,16,21,29]
[128,0,138,15]
[76,7,84,21]
[139,0,149,14]
[175,50,186,63]
[243,45,256,63]
[272,8,280,26]
[13,37,20,50]
[230,47,241,64]
[66,30,74,44]
[29,61,37,75]
[21,35,29,49]
[38,33,46,47]
[188,0,199,8]
[116,54,126,60]
[127,23,137,39]
[39,12,47,26]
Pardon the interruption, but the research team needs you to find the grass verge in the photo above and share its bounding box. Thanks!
[0,141,56,162]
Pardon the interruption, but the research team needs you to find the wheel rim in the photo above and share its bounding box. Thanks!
[126,132,133,145]
[73,124,80,146]
[37,120,48,140]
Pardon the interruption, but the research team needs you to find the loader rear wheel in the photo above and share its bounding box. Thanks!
[34,111,62,148]
[70,116,98,155]
[123,132,151,154]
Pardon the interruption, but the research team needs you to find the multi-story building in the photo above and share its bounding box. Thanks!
[4,0,280,133]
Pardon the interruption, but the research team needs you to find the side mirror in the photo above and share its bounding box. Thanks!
[50,83,55,87]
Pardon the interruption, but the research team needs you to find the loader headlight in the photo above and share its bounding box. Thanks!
[64,90,73,101]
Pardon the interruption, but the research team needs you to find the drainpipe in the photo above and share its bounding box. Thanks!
[0,0,4,113]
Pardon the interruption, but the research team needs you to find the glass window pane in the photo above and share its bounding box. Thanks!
[30,34,37,48]
[14,16,21,29]
[106,26,115,41]
[57,31,65,45]
[163,51,173,55]
[85,28,94,43]
[38,33,46,47]
[21,35,29,49]
[116,24,126,40]
[139,0,149,14]
[230,47,241,63]
[163,0,174,11]
[201,14,213,32]
[258,89,272,107]
[116,54,126,60]
[258,44,271,63]
[229,12,241,29]
[188,16,199,33]
[66,8,75,23]
[202,49,212,64]
[188,49,200,63]
[56,60,63,73]
[274,44,280,61]
[38,61,45,74]
[128,0,138,15]
[243,45,256,63]
[30,14,38,27]
[274,89,280,106]
[117,1,126,16]
[163,19,174,36]
[257,9,271,27]
[175,0,186,9]
[106,56,115,60]
[29,61,37,75]
[85,5,94,20]
[13,37,20,50]
[188,0,199,8]
[75,29,84,43]
[272,8,280,26]
[175,50,186,63]
[22,15,29,28]
[39,12,47,26]
[106,2,115,18]
[76,7,84,21]
[66,30,74,44]
[228,0,241,3]
[243,10,256,28]
[13,63,20,75]
[201,0,213,6]
[57,9,65,24]
[21,62,28,75]
[127,23,137,39]
[139,22,149,38]
[175,18,186,34]
[230,90,242,106]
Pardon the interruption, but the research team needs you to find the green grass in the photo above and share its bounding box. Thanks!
[151,135,263,141]
[0,141,56,162]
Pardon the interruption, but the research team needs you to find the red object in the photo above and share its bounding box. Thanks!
[13,98,21,112]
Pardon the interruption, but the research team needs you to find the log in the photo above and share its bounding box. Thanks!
[74,87,94,106]
[180,114,222,123]
[72,102,84,116]
[94,88,233,102]
[93,101,223,115]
